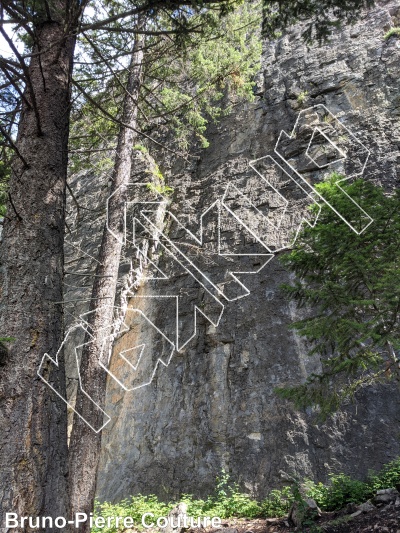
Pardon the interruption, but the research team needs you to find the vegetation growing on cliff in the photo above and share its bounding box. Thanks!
[277,177,400,417]
[384,27,400,39]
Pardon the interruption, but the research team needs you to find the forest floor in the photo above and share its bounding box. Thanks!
[201,501,400,533]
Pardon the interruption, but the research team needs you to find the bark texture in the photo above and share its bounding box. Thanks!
[67,32,145,531]
[0,15,75,533]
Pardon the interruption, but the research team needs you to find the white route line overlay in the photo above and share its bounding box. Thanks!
[273,103,373,235]
[38,104,374,432]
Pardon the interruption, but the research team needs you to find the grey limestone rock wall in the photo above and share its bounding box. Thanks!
[66,0,400,502]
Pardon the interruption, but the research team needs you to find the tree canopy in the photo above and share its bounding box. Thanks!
[68,0,262,175]
[262,0,375,42]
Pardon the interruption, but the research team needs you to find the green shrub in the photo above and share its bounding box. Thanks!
[306,474,369,511]
[306,458,400,512]
[133,144,148,153]
[181,470,263,519]
[93,495,171,533]
[146,182,174,197]
[260,486,294,517]
[367,457,400,493]
[92,459,400,531]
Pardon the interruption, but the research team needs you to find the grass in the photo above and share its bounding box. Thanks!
[134,146,174,197]
[133,144,148,153]
[146,182,174,197]
[92,458,400,532]
[297,90,309,105]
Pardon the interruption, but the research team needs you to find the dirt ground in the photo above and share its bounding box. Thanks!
[204,502,400,532]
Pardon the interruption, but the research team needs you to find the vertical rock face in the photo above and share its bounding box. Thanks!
[91,0,400,501]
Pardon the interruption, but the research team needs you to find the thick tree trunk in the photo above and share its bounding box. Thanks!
[0,16,75,533]
[67,32,145,530]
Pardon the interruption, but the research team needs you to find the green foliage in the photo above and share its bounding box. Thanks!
[144,156,174,196]
[0,337,14,343]
[306,457,400,511]
[93,495,171,533]
[146,182,174,196]
[297,90,308,105]
[305,474,369,511]
[148,162,164,182]
[96,157,114,173]
[384,27,400,39]
[289,481,321,528]
[91,459,400,531]
[133,144,148,154]
[276,177,400,417]
[68,93,119,176]
[260,486,294,516]
[151,0,262,150]
[262,0,375,43]
[0,181,8,217]
[367,457,400,493]
[180,470,263,519]
[69,0,262,173]
[92,471,269,533]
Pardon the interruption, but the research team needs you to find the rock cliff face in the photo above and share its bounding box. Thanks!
[65,0,400,503]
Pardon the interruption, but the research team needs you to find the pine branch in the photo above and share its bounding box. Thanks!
[72,78,191,159]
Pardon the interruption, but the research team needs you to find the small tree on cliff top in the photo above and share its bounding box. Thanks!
[262,0,375,42]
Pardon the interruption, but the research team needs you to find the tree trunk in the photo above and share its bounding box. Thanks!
[67,30,145,530]
[386,341,400,387]
[0,16,75,533]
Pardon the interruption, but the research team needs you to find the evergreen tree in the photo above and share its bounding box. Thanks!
[262,0,375,42]
[68,0,261,166]
[0,1,245,528]
[66,5,262,524]
[277,175,400,418]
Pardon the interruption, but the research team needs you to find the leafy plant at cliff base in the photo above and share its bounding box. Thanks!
[91,459,400,532]
[306,457,400,511]
[92,495,171,533]
[181,469,264,519]
[276,175,400,418]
